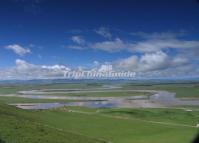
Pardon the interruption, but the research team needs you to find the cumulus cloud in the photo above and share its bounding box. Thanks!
[138,51,170,72]
[113,51,189,72]
[66,36,86,50]
[114,56,138,71]
[91,38,125,52]
[88,37,199,53]
[41,65,70,71]
[2,30,199,79]
[0,59,71,80]
[86,31,199,54]
[0,56,197,80]
[62,31,199,78]
[0,59,134,80]
[71,36,85,45]
[95,27,112,39]
[98,64,113,72]
[66,31,199,56]
[5,44,31,56]
[15,59,36,71]
[128,39,199,53]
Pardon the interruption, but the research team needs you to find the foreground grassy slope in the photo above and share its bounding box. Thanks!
[0,102,198,143]
[36,107,198,143]
[0,104,103,143]
[0,82,199,143]
[101,108,199,126]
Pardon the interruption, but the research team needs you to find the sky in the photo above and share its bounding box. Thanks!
[0,0,199,79]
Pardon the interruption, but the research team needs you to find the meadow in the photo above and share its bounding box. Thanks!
[0,81,198,143]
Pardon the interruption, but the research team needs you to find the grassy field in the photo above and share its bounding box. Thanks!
[100,108,199,125]
[0,83,103,94]
[1,82,198,98]
[35,107,199,143]
[0,104,103,143]
[0,81,199,143]
[122,83,199,98]
[50,91,150,97]
[0,96,85,104]
[0,103,198,143]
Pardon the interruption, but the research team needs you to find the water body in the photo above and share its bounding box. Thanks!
[11,101,118,109]
[3,89,199,110]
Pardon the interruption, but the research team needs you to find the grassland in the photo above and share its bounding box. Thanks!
[122,83,199,98]
[0,104,103,143]
[36,106,198,143]
[1,82,199,98]
[0,96,84,104]
[0,81,199,143]
[1,103,197,143]
[47,91,150,97]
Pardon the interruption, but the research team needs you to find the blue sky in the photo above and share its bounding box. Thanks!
[0,0,199,79]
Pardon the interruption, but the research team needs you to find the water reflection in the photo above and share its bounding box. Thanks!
[7,89,199,110]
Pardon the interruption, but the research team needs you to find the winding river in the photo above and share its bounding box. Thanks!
[1,88,199,109]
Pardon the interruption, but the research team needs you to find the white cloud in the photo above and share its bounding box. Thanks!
[114,51,189,72]
[138,51,169,72]
[67,31,199,55]
[42,65,70,71]
[1,59,71,80]
[91,38,125,52]
[98,64,113,72]
[5,44,31,56]
[88,31,199,54]
[114,56,138,71]
[0,57,197,80]
[66,45,85,50]
[1,31,199,79]
[89,38,199,53]
[16,59,36,71]
[128,39,199,53]
[95,27,112,39]
[71,36,85,45]
[67,36,86,50]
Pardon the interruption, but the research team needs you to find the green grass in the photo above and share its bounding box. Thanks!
[1,82,199,98]
[51,91,150,97]
[56,106,199,126]
[0,102,198,143]
[100,108,199,126]
[0,83,103,94]
[37,107,198,143]
[0,96,85,104]
[0,104,103,143]
[122,83,199,98]
[0,82,199,143]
